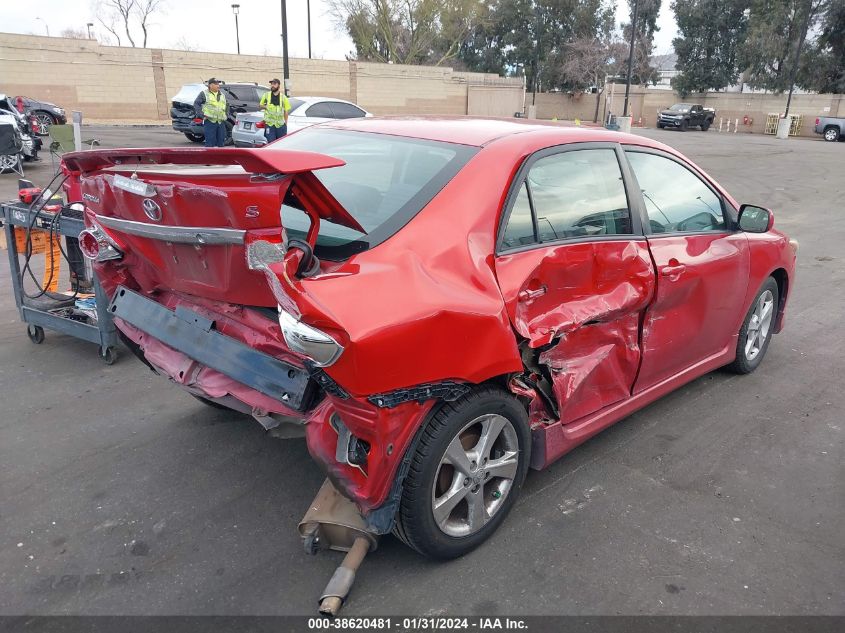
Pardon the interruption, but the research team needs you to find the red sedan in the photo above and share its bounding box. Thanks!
[67,119,797,559]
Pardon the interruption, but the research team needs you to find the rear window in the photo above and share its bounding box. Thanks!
[269,129,477,260]
[172,84,204,104]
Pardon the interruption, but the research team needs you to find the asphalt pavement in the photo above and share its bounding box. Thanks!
[0,124,842,616]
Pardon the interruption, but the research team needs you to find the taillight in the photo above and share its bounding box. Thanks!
[192,117,203,124]
[79,225,123,262]
[79,230,100,259]
[255,121,266,128]
[815,118,820,126]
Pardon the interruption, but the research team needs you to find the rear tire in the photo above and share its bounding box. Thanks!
[726,277,779,374]
[823,126,840,142]
[394,387,531,559]
[184,132,204,143]
[701,121,711,131]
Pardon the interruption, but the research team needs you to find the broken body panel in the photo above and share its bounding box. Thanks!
[64,121,796,524]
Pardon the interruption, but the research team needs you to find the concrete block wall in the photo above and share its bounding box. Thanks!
[533,82,843,137]
[0,33,523,122]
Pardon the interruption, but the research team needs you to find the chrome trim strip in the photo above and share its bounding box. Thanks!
[95,215,245,245]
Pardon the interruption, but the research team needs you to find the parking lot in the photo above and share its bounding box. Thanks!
[0,125,842,616]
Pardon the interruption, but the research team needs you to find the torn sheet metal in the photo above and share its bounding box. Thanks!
[496,240,656,425]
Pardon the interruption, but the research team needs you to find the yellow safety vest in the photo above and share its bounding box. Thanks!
[260,91,290,128]
[202,90,227,123]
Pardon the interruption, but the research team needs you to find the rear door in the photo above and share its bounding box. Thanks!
[624,148,750,392]
[494,143,656,424]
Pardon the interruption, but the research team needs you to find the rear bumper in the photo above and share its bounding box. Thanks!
[171,118,204,135]
[109,286,317,414]
[106,285,422,524]
[232,127,266,147]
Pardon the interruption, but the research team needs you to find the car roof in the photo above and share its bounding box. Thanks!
[322,116,671,149]
[291,96,362,106]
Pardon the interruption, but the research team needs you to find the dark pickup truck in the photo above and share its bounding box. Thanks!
[657,103,716,131]
[814,116,844,142]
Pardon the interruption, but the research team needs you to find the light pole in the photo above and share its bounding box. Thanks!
[86,22,94,39]
[623,0,640,117]
[231,4,241,54]
[36,17,50,36]
[280,0,290,95]
[307,0,312,59]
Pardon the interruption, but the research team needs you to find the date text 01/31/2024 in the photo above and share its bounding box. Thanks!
[307,617,529,630]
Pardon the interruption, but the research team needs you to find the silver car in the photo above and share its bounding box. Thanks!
[232,96,371,147]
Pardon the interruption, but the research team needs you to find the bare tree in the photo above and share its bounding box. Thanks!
[135,0,166,48]
[557,36,628,122]
[171,35,198,51]
[91,0,165,47]
[60,27,90,39]
[92,0,123,45]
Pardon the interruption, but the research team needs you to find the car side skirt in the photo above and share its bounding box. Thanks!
[530,343,735,469]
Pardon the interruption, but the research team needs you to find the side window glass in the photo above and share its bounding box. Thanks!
[528,149,632,240]
[330,102,366,119]
[305,102,335,118]
[501,183,536,248]
[626,152,725,233]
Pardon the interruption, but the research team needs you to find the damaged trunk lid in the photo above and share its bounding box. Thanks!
[64,147,359,307]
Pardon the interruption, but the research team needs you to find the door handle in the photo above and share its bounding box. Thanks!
[660,263,686,276]
[519,286,547,300]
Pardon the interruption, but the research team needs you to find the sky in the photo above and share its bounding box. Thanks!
[4,0,678,61]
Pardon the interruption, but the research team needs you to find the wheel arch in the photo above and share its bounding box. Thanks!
[769,267,789,332]
[368,378,523,534]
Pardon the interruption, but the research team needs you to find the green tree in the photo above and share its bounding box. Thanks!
[458,0,617,91]
[670,0,751,95]
[620,0,662,85]
[741,0,827,92]
[327,0,486,65]
[798,0,845,92]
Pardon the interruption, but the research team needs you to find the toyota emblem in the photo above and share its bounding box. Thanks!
[143,198,162,221]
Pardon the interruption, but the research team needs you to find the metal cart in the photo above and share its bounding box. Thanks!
[1,200,119,363]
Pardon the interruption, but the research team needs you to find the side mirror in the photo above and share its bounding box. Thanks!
[738,204,774,233]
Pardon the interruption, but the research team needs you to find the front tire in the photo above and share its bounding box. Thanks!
[726,277,779,374]
[394,387,531,559]
[680,119,689,131]
[823,126,840,142]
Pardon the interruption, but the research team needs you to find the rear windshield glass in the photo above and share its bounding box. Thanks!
[172,84,203,104]
[288,98,305,112]
[269,129,477,260]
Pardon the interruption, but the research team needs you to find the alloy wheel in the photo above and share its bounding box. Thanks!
[431,413,520,538]
[745,289,774,361]
[824,128,838,142]
[34,113,53,135]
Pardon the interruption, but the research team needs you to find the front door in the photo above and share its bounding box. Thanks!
[624,149,750,392]
[494,144,656,424]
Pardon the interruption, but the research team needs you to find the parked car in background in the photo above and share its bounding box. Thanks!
[658,103,716,131]
[232,96,371,147]
[0,94,41,169]
[69,119,796,560]
[14,96,67,135]
[170,81,269,144]
[814,116,845,142]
